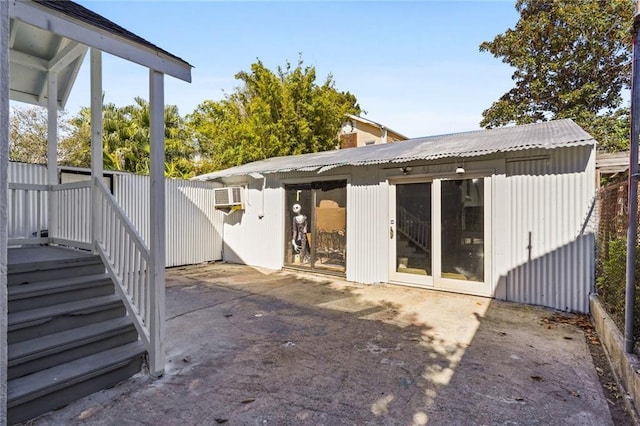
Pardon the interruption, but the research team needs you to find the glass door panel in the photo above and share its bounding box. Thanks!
[284,184,313,267]
[313,182,346,272]
[390,182,432,285]
[284,181,347,274]
[440,179,484,282]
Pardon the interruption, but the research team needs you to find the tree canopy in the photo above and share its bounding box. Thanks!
[10,99,196,178]
[64,98,196,178]
[10,58,361,176]
[480,0,633,152]
[9,106,65,164]
[187,58,361,171]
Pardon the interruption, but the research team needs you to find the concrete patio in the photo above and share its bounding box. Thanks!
[33,263,617,425]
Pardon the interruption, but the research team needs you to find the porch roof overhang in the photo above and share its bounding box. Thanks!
[8,0,192,108]
[193,119,596,181]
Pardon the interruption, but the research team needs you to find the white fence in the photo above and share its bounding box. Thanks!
[114,174,223,267]
[7,162,224,266]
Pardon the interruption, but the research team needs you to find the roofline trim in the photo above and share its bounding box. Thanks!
[10,1,192,82]
[346,114,409,140]
[194,139,595,181]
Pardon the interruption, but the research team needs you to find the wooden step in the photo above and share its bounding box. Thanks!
[8,253,105,285]
[8,316,138,380]
[8,294,125,344]
[8,273,114,313]
[7,341,146,425]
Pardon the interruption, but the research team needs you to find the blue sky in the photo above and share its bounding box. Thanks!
[67,1,520,138]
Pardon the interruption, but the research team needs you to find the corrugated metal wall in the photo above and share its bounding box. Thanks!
[207,145,597,313]
[501,146,595,312]
[8,162,224,267]
[114,174,224,267]
[346,166,388,284]
[8,162,47,184]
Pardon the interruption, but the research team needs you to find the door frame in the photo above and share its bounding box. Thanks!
[388,177,434,287]
[388,173,493,296]
[433,174,493,297]
[281,176,350,275]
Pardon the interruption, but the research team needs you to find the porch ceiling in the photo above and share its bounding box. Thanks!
[9,15,86,108]
[8,0,192,109]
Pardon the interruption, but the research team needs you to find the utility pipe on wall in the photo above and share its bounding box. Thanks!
[625,1,640,354]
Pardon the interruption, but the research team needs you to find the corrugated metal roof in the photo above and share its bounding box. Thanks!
[193,119,595,180]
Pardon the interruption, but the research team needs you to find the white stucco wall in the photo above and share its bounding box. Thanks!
[221,173,285,270]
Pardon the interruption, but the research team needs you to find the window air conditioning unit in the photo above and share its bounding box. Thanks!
[214,186,244,210]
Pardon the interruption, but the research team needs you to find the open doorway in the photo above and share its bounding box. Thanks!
[284,180,347,274]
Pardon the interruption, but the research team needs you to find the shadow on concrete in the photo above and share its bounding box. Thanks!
[31,263,612,425]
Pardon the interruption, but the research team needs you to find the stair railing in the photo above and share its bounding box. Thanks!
[397,206,430,253]
[93,177,154,354]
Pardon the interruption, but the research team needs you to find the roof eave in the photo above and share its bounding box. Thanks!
[10,0,192,83]
[194,139,595,181]
[346,113,409,140]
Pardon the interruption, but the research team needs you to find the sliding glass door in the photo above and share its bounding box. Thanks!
[390,177,491,295]
[284,181,347,274]
[389,182,432,286]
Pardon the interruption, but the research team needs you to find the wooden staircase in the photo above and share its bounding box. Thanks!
[7,247,146,425]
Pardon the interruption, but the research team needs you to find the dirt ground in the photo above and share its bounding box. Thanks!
[31,263,635,425]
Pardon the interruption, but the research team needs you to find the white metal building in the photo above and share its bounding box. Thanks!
[195,119,596,313]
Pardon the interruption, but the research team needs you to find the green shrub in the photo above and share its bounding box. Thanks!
[597,238,640,350]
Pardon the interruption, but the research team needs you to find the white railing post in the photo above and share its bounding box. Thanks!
[47,70,58,242]
[90,48,103,252]
[148,69,166,377]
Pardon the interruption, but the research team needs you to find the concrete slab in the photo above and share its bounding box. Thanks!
[33,263,615,425]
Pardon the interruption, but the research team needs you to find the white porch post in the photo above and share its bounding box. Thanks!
[148,69,166,377]
[1,1,10,422]
[47,71,58,241]
[90,48,103,250]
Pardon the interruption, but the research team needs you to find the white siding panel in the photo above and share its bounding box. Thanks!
[503,146,595,312]
[8,162,47,184]
[346,166,387,284]
[164,179,224,267]
[115,174,150,245]
[6,164,224,267]
[115,174,224,267]
[8,162,48,239]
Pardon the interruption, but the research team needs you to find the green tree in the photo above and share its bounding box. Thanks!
[10,106,49,164]
[187,58,361,172]
[65,98,195,178]
[480,0,633,152]
[9,105,91,165]
[60,106,92,167]
[9,106,73,164]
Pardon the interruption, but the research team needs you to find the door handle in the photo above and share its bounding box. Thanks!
[390,226,394,239]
